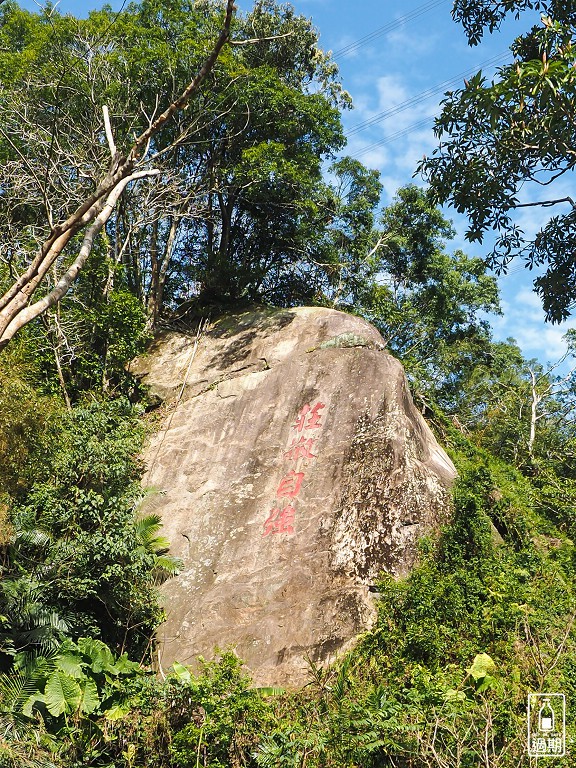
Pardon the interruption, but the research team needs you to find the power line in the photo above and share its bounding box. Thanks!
[346,51,510,137]
[351,115,438,158]
[348,53,515,157]
[333,0,449,59]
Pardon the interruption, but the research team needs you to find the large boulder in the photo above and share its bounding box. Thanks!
[131,306,456,686]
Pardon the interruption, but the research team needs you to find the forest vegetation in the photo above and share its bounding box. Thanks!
[0,0,576,765]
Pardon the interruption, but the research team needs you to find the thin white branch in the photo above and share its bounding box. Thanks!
[230,31,294,46]
[2,169,159,341]
[102,105,116,156]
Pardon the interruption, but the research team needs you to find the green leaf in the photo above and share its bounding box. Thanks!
[56,653,85,679]
[78,678,100,715]
[112,654,141,676]
[255,686,285,697]
[44,671,82,716]
[444,688,466,703]
[22,692,45,717]
[467,652,496,681]
[475,673,498,693]
[77,638,115,673]
[170,661,192,683]
[103,702,132,720]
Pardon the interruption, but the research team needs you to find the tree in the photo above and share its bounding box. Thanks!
[137,0,352,310]
[318,157,384,308]
[0,0,363,357]
[0,0,235,350]
[2,399,166,661]
[0,351,59,497]
[419,1,576,322]
[355,186,501,408]
[453,336,576,467]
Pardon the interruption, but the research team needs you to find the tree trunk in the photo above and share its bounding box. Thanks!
[0,0,235,351]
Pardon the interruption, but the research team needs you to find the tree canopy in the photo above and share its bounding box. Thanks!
[355,185,501,410]
[0,0,236,349]
[0,0,366,352]
[420,0,576,322]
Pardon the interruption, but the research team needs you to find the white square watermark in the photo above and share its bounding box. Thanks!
[527,693,565,757]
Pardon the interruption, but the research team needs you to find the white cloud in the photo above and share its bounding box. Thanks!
[394,128,437,174]
[376,75,410,112]
[379,174,406,202]
[493,281,574,365]
[385,26,439,58]
[515,325,572,362]
[328,35,360,60]
[341,69,441,191]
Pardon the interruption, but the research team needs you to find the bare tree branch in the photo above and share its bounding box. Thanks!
[102,105,117,156]
[0,0,236,350]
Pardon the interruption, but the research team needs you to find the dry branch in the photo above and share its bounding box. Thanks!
[0,0,236,350]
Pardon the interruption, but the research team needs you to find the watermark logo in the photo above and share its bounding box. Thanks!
[527,693,565,757]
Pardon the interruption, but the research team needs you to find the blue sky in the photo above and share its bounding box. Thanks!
[16,0,576,367]
[296,0,575,367]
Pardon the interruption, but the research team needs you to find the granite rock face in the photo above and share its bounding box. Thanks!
[131,307,456,686]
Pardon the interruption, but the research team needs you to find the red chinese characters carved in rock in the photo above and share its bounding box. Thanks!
[292,402,325,433]
[262,505,296,536]
[261,400,327,537]
[284,436,316,461]
[276,470,304,498]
